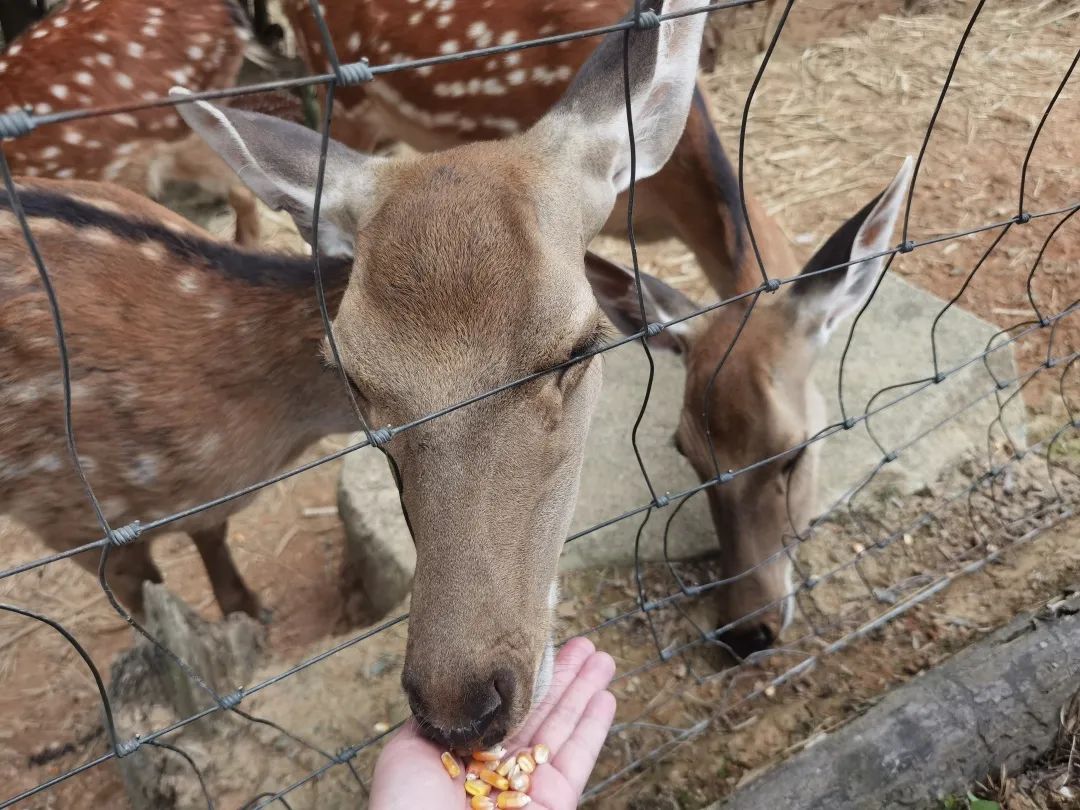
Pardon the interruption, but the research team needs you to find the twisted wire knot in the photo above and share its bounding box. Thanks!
[368,427,393,447]
[218,688,244,710]
[0,108,35,140]
[653,494,670,508]
[116,736,142,757]
[634,9,661,30]
[337,59,373,85]
[109,521,143,547]
[646,322,664,338]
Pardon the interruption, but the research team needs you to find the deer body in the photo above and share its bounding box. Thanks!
[0,179,355,615]
[282,0,758,298]
[0,0,261,244]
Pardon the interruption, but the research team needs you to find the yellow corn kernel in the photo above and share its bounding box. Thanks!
[441,752,462,779]
[516,752,536,774]
[496,756,516,777]
[465,779,492,798]
[470,797,495,810]
[479,769,510,791]
[510,771,531,792]
[497,791,532,808]
[472,745,506,762]
[466,761,485,780]
[532,743,550,765]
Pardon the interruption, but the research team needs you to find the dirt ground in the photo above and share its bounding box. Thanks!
[2,1,1080,808]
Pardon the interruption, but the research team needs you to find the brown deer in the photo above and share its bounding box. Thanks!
[280,0,763,300]
[3,0,706,750]
[582,156,913,655]
[0,0,262,244]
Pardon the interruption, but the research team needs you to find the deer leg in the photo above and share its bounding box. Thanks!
[190,523,263,620]
[71,540,163,618]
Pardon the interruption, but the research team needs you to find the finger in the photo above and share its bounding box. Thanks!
[551,689,617,796]
[531,651,615,756]
[507,637,595,748]
[370,721,466,809]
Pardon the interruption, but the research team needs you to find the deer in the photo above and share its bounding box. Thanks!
[0,0,263,245]
[278,0,770,301]
[2,0,708,750]
[583,156,913,656]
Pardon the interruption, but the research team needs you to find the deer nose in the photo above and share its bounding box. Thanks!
[719,623,776,659]
[403,669,517,749]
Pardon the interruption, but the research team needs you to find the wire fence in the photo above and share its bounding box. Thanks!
[0,0,1078,807]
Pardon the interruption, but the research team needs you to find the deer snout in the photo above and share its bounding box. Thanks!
[403,666,518,750]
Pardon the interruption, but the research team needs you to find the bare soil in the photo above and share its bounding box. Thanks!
[2,1,1079,809]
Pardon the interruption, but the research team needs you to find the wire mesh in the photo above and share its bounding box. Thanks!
[0,0,1077,807]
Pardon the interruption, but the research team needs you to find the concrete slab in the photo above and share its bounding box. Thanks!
[337,273,1025,573]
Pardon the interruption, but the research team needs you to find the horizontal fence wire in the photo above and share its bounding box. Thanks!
[0,0,1078,807]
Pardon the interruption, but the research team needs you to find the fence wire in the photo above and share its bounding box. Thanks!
[0,0,1078,807]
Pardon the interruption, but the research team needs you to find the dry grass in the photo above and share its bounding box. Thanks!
[977,681,1080,810]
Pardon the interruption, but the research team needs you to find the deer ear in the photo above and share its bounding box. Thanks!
[170,87,385,258]
[790,156,914,343]
[584,251,698,354]
[540,0,707,234]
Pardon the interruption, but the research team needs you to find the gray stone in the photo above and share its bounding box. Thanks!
[335,274,1023,572]
[337,446,415,619]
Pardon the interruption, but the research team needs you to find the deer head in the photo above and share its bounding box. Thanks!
[176,0,707,749]
[586,157,913,657]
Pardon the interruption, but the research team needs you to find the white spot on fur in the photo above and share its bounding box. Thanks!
[55,168,74,179]
[438,40,459,54]
[139,241,165,261]
[0,61,7,74]
[146,6,164,16]
[435,14,452,28]
[96,52,114,67]
[83,227,117,246]
[347,33,361,52]
[141,25,158,37]
[408,11,422,24]
[50,84,69,100]
[466,20,492,47]
[506,69,526,86]
[31,29,48,39]
[129,454,160,486]
[114,113,139,127]
[127,42,144,57]
[61,129,83,145]
[499,30,518,45]
[34,102,52,114]
[115,73,134,90]
[74,71,94,87]
[7,43,22,55]
[178,271,201,293]
[186,45,204,60]
[39,146,61,159]
[90,32,107,44]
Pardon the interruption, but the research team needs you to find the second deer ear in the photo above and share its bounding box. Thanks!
[584,252,699,354]
[789,156,914,343]
[539,0,707,234]
[171,87,386,258]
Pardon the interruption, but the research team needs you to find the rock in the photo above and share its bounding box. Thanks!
[337,445,416,620]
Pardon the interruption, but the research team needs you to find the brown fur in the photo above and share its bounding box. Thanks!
[0,0,259,243]
[281,0,753,297]
[0,179,354,614]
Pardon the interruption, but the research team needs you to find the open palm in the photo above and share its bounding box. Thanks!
[370,637,616,809]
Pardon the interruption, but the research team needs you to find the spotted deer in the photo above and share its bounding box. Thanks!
[0,0,262,244]
[280,0,765,300]
[583,156,913,655]
[3,0,706,749]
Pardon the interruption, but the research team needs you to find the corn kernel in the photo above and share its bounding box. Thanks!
[532,743,550,765]
[470,797,495,810]
[441,752,461,779]
[465,779,491,798]
[479,769,510,791]
[466,761,485,780]
[472,745,506,762]
[497,791,532,808]
[496,756,516,777]
[510,771,531,792]
[516,752,536,774]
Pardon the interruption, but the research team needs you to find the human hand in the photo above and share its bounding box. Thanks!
[369,637,616,809]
